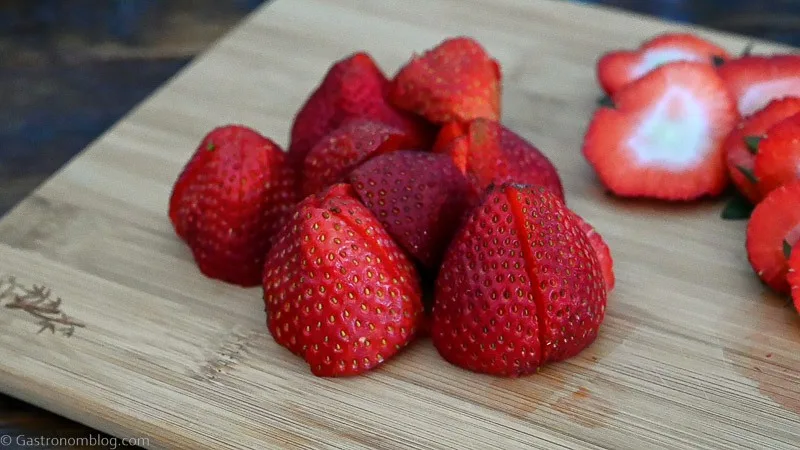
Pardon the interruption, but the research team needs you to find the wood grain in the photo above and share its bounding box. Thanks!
[0,0,799,449]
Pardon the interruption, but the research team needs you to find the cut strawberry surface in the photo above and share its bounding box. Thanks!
[725,97,800,204]
[598,33,730,96]
[718,55,800,116]
[786,243,800,314]
[746,180,800,294]
[584,61,738,200]
[754,112,800,197]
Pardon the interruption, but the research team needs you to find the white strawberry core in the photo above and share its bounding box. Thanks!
[628,87,708,169]
[738,78,800,116]
[633,49,702,78]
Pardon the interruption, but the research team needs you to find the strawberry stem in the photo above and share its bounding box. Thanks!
[736,165,758,185]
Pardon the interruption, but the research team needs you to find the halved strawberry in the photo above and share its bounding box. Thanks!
[718,55,800,116]
[583,61,739,200]
[433,119,564,201]
[598,33,730,96]
[746,180,800,294]
[390,37,501,124]
[754,112,800,197]
[725,97,800,204]
[573,214,615,293]
[301,119,420,197]
[786,243,800,314]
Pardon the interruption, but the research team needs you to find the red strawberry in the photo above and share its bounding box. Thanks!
[718,55,800,116]
[288,52,431,168]
[725,97,800,204]
[754,112,800,197]
[301,119,420,197]
[433,119,564,201]
[786,243,800,314]
[169,125,297,287]
[390,37,502,124]
[583,61,739,200]
[263,184,424,377]
[573,214,615,293]
[432,184,606,377]
[746,180,800,294]
[598,32,730,96]
[348,150,471,268]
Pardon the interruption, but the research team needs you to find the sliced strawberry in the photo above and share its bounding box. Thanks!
[598,33,730,96]
[573,214,615,293]
[390,37,502,124]
[263,184,424,376]
[718,55,800,116]
[583,61,739,200]
[754,113,800,197]
[786,243,800,314]
[746,180,800,294]
[433,119,564,201]
[725,97,800,204]
[348,151,471,269]
[301,119,420,197]
[288,52,431,168]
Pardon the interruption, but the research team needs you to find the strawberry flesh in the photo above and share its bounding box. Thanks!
[263,184,424,377]
[786,243,800,314]
[718,55,800,116]
[434,119,564,201]
[573,214,615,293]
[348,150,471,269]
[432,184,606,376]
[169,125,297,287]
[598,32,730,96]
[584,61,739,200]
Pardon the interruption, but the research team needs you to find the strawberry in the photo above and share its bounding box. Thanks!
[583,61,739,200]
[263,184,424,377]
[718,55,800,116]
[288,52,431,168]
[725,97,800,204]
[746,180,800,294]
[598,32,730,96]
[169,125,297,287]
[348,150,471,269]
[573,214,615,293]
[754,112,800,197]
[432,184,606,377]
[301,119,420,197]
[433,119,564,201]
[786,243,800,314]
[390,37,502,124]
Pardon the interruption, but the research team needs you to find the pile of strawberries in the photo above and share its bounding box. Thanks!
[584,33,800,312]
[169,37,615,378]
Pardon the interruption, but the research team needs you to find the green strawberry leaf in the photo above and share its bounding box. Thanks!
[206,142,216,151]
[744,135,761,154]
[597,94,615,108]
[712,55,726,67]
[784,239,793,259]
[736,165,758,185]
[720,192,754,220]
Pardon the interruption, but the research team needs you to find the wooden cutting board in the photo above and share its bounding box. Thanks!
[1,0,798,448]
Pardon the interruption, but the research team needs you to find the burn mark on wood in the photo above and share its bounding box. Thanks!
[0,275,85,336]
